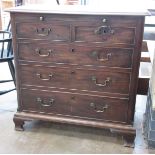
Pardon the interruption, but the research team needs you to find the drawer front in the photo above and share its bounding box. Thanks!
[74,25,135,44]
[20,65,130,94]
[18,42,133,68]
[16,22,70,41]
[70,93,128,123]
[15,14,138,44]
[14,13,139,28]
[20,88,128,123]
[20,88,71,115]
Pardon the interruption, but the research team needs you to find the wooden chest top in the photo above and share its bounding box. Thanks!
[6,4,149,16]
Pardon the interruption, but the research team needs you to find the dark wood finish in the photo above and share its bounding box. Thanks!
[13,111,136,134]
[20,88,71,115]
[18,42,133,68]
[20,88,129,123]
[20,64,131,94]
[16,22,70,41]
[140,54,151,62]
[123,134,135,147]
[140,41,150,62]
[13,115,25,131]
[13,14,139,27]
[67,92,128,122]
[9,7,146,147]
[137,77,150,95]
[74,26,135,44]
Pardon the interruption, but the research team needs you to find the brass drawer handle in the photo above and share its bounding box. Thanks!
[92,51,112,62]
[35,48,52,57]
[94,25,114,35]
[36,73,53,81]
[92,76,111,87]
[36,97,54,107]
[97,53,111,62]
[90,102,109,113]
[36,28,51,37]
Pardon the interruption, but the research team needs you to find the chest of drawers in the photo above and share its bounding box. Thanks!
[8,5,148,147]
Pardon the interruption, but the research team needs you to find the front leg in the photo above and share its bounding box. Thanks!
[13,115,25,131]
[123,134,135,147]
[110,128,136,147]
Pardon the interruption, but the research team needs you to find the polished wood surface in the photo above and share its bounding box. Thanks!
[18,42,133,68]
[20,88,129,123]
[8,6,146,147]
[20,64,131,94]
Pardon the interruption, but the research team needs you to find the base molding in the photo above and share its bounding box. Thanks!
[13,112,136,147]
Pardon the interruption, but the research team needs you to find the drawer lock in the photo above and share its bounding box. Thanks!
[94,25,114,35]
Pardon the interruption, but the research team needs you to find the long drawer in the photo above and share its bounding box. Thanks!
[20,64,131,94]
[21,88,128,123]
[18,42,133,68]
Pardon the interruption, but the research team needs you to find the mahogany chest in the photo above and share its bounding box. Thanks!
[8,5,148,146]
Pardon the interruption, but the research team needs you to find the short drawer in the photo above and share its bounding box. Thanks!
[18,42,133,68]
[74,24,135,44]
[20,65,131,94]
[16,22,70,41]
[20,88,128,123]
[20,88,71,115]
[15,14,139,44]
